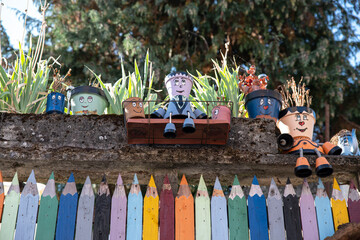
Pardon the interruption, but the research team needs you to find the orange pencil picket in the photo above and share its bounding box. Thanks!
[175,175,194,240]
[0,171,4,222]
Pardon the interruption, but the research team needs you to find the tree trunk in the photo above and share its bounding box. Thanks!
[325,102,330,141]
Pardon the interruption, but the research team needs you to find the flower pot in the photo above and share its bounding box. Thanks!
[277,106,316,139]
[245,90,282,121]
[211,105,231,123]
[70,86,108,115]
[46,92,65,114]
[123,97,145,121]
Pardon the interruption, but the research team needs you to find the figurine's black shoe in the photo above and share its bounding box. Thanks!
[182,118,196,133]
[164,123,176,138]
[316,156,333,177]
[294,156,312,178]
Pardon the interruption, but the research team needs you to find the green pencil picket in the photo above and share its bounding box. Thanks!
[35,172,59,240]
[0,172,20,240]
[195,175,211,240]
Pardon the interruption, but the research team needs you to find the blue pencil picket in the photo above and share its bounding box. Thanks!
[75,176,95,240]
[267,178,285,240]
[55,172,79,240]
[14,170,39,240]
[247,176,269,240]
[126,174,143,240]
[211,177,228,240]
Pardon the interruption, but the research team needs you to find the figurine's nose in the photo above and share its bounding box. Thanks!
[299,121,305,126]
[263,106,268,110]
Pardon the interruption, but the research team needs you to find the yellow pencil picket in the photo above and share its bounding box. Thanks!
[331,178,349,231]
[143,175,159,240]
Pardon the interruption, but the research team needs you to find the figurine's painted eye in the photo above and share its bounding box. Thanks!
[260,99,264,105]
[79,96,85,103]
[267,99,272,105]
[132,102,136,107]
[139,102,143,108]
[87,96,93,103]
[214,109,219,115]
[181,79,186,85]
[58,95,62,100]
[175,79,179,86]
[303,115,308,120]
[296,114,301,121]
[52,95,56,100]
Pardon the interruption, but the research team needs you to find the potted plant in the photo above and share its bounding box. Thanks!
[239,65,282,121]
[46,68,71,114]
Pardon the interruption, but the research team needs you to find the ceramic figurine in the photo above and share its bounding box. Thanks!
[277,78,341,178]
[151,71,206,138]
[46,92,66,114]
[123,97,145,121]
[239,65,282,121]
[70,86,109,115]
[46,68,71,114]
[330,129,360,156]
[212,105,231,123]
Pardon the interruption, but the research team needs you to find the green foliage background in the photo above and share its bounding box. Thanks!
[7,0,360,137]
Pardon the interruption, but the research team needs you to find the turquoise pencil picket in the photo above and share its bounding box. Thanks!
[211,177,229,240]
[35,172,58,240]
[0,172,20,240]
[248,176,268,240]
[75,176,95,240]
[14,170,39,240]
[126,174,143,240]
[55,172,78,240]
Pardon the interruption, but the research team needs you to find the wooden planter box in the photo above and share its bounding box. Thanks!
[126,118,231,145]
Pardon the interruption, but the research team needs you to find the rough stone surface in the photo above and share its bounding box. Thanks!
[0,113,359,187]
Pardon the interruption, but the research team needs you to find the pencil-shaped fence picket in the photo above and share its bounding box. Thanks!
[0,170,359,240]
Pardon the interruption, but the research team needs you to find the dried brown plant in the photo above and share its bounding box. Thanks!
[51,68,72,94]
[278,77,312,109]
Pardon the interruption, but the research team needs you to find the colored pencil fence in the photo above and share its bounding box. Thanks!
[0,171,357,240]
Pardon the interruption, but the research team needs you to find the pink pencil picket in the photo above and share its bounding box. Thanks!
[110,174,127,239]
[299,179,319,240]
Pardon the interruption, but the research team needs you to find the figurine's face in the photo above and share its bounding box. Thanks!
[277,111,315,139]
[258,97,273,115]
[71,93,99,115]
[124,97,145,121]
[212,105,231,122]
[165,74,193,98]
[51,93,64,105]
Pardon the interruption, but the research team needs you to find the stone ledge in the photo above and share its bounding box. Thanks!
[0,113,358,186]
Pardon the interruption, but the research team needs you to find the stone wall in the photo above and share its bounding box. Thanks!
[0,113,358,189]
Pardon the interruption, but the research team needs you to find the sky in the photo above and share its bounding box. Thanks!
[1,0,41,47]
[1,0,360,66]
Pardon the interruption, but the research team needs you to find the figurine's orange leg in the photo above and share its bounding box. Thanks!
[295,148,312,178]
[314,148,333,177]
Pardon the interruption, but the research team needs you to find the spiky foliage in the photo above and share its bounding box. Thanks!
[278,77,312,109]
